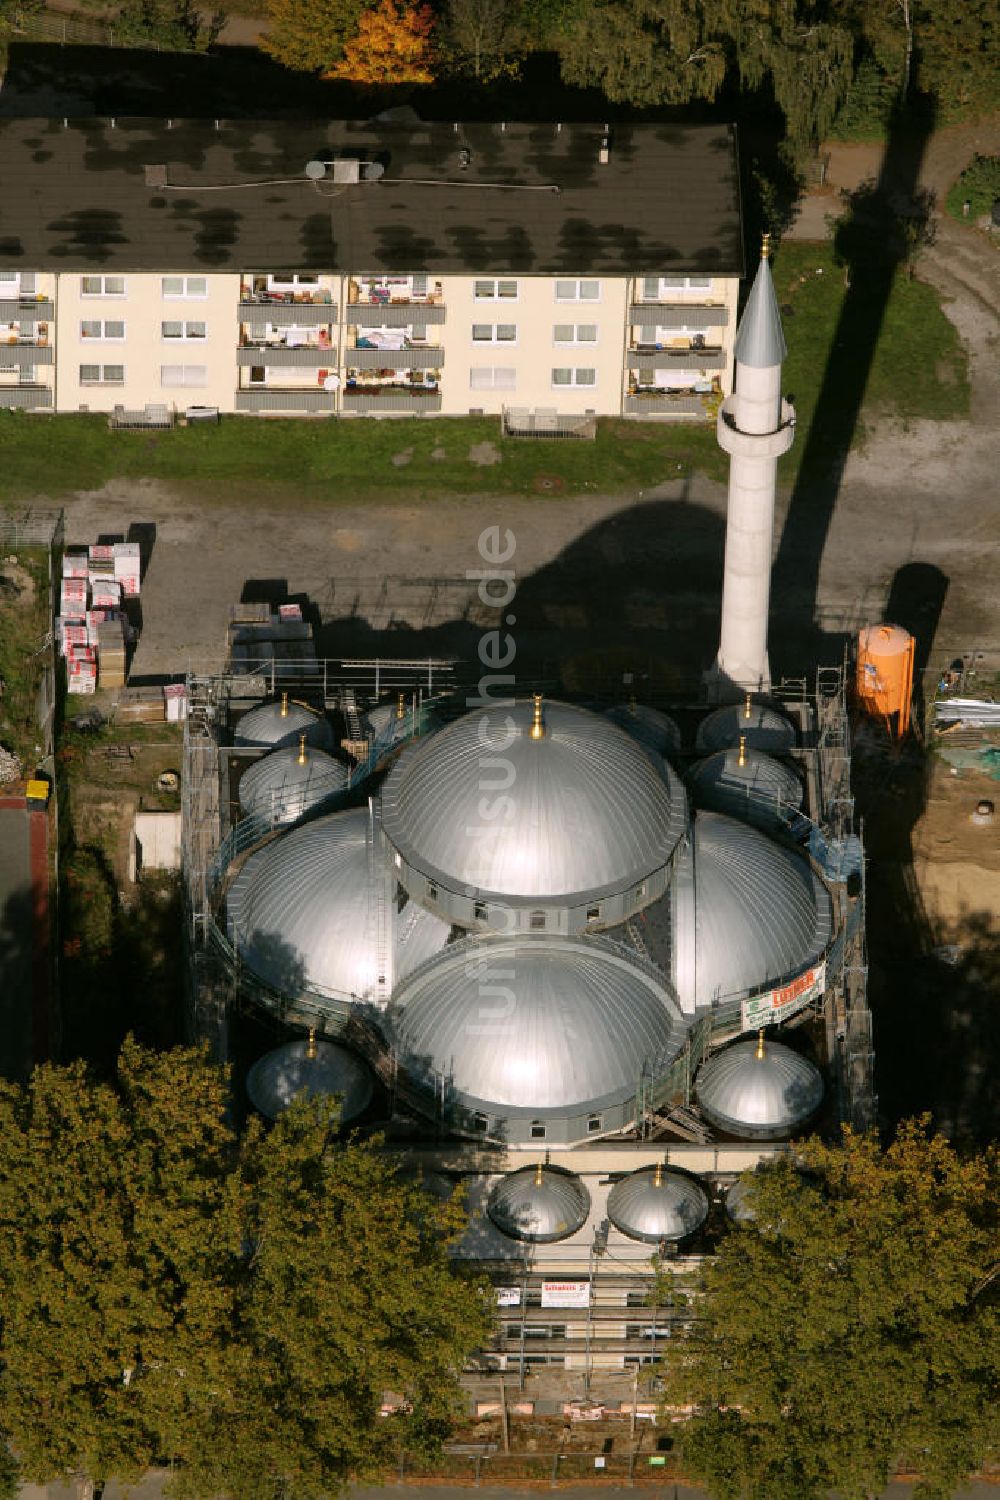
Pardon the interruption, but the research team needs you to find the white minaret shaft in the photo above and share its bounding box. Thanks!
[708,237,795,698]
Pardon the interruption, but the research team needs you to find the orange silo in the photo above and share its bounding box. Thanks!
[856,624,915,741]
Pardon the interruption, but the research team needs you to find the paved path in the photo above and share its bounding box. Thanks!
[17,1477,1000,1498]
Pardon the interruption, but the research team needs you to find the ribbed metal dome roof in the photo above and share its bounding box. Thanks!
[725,1176,757,1224]
[695,701,795,754]
[381,698,688,905]
[245,1036,375,1122]
[487,1164,591,1243]
[364,700,440,746]
[607,1165,709,1243]
[689,747,803,831]
[227,808,451,1005]
[603,703,682,761]
[391,935,685,1116]
[696,1035,823,1139]
[671,813,831,1010]
[238,743,348,826]
[234,697,335,751]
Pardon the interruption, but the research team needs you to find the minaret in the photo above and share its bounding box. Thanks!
[706,235,795,700]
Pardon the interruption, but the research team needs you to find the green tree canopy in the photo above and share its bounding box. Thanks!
[172,1098,493,1499]
[261,0,365,72]
[662,1120,1000,1500]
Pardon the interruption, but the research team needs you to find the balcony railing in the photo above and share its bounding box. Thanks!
[0,299,54,321]
[237,346,334,368]
[628,346,726,371]
[347,304,447,328]
[342,389,443,413]
[0,344,54,366]
[628,302,729,326]
[235,389,334,413]
[239,301,337,328]
[348,346,445,370]
[624,394,706,417]
[0,385,52,408]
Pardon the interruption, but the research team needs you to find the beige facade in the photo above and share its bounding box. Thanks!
[13,267,738,421]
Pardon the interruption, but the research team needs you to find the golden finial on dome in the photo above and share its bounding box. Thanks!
[534,1162,544,1187]
[653,1161,663,1189]
[396,692,406,721]
[306,1027,317,1060]
[743,690,753,721]
[529,694,546,741]
[738,734,747,768]
[297,732,308,766]
[756,1028,766,1061]
[761,232,772,260]
[280,691,289,717]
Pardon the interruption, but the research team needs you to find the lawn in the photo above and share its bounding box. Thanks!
[0,243,968,508]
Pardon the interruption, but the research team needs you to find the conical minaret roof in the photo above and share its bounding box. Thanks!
[733,239,787,370]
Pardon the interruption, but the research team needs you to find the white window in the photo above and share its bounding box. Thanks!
[162,276,207,298]
[553,323,597,344]
[162,320,207,340]
[551,367,596,387]
[79,320,125,340]
[79,363,124,384]
[472,323,516,343]
[641,274,713,298]
[80,275,125,297]
[160,364,207,388]
[469,367,516,391]
[267,273,319,289]
[555,279,600,302]
[473,278,518,300]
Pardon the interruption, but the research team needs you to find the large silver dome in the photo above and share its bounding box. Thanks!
[671,813,831,1011]
[487,1164,591,1243]
[226,808,451,1014]
[696,1035,823,1139]
[689,747,803,832]
[238,742,348,826]
[235,696,335,751]
[390,934,687,1144]
[603,702,682,761]
[381,698,688,932]
[696,701,795,754]
[607,1164,709,1243]
[245,1036,375,1123]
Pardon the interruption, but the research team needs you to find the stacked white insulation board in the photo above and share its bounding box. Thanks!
[58,542,139,693]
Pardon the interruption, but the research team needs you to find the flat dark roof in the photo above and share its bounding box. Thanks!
[0,117,744,277]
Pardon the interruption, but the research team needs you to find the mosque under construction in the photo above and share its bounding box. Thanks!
[181,246,875,1408]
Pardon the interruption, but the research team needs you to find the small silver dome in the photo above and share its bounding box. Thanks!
[364,700,439,747]
[696,701,795,754]
[725,1176,757,1224]
[381,698,687,909]
[245,1036,374,1123]
[603,702,682,761]
[391,934,686,1123]
[607,1165,709,1243]
[235,697,335,751]
[488,1164,591,1243]
[238,742,348,826]
[671,813,831,1011]
[227,808,451,1010]
[689,747,803,832]
[696,1035,823,1139]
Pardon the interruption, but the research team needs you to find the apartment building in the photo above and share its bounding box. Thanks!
[0,117,744,422]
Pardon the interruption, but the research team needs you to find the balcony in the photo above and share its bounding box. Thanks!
[628,345,726,372]
[342,387,442,413]
[348,345,445,370]
[628,302,729,326]
[235,389,335,413]
[239,299,337,329]
[624,393,707,418]
[237,345,334,368]
[0,298,54,321]
[0,343,54,366]
[348,303,446,328]
[0,386,52,409]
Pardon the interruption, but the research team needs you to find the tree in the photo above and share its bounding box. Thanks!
[171,1098,493,1498]
[261,0,365,73]
[324,0,436,81]
[441,0,524,82]
[661,1121,1000,1500]
[0,1042,239,1491]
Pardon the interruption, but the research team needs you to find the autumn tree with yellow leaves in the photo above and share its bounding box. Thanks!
[324,0,436,81]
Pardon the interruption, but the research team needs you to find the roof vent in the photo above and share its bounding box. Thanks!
[332,159,361,184]
[599,129,611,165]
[144,165,168,188]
